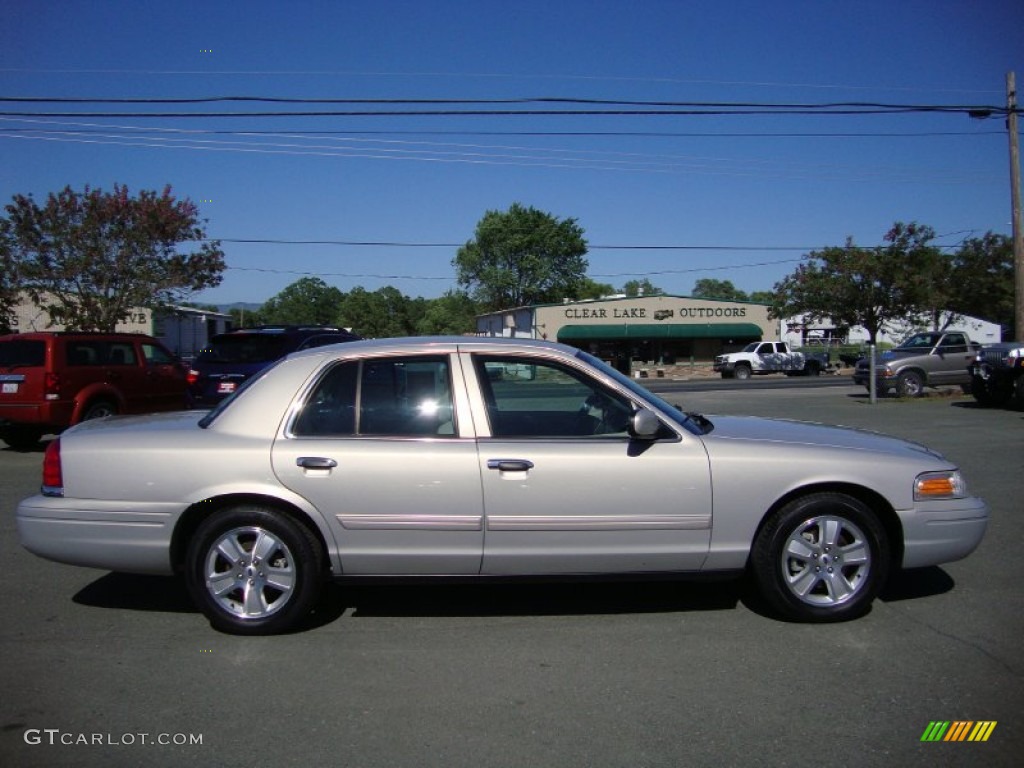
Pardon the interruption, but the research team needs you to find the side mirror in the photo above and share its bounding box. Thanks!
[629,408,661,440]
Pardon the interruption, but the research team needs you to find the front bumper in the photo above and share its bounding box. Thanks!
[16,495,182,575]
[897,496,988,569]
[852,370,894,392]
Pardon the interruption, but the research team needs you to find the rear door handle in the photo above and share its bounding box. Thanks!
[487,459,534,472]
[297,456,338,470]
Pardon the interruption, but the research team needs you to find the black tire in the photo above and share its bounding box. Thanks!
[0,426,45,451]
[804,362,821,377]
[750,492,889,622]
[734,364,752,381]
[81,400,118,421]
[896,370,924,398]
[1012,375,1024,411]
[185,505,325,635]
[969,375,1011,407]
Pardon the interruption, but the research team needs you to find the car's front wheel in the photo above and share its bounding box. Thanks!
[751,493,889,622]
[896,371,924,398]
[185,506,324,635]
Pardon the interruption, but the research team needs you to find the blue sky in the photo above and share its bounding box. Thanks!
[2,0,1022,306]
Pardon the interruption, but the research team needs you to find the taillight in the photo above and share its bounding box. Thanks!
[42,439,64,497]
[186,369,199,386]
[44,371,60,396]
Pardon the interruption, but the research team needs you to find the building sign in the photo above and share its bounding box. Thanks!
[563,303,749,321]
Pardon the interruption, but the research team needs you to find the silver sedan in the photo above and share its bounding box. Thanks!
[16,337,988,634]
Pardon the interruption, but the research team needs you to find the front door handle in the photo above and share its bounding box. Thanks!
[297,456,338,470]
[487,459,534,472]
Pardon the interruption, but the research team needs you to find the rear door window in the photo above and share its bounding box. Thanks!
[292,356,455,437]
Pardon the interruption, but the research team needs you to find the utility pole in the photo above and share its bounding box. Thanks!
[1009,72,1023,340]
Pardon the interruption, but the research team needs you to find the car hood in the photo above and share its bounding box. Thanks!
[699,414,946,461]
[880,348,926,361]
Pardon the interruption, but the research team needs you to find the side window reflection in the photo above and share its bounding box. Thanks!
[475,356,634,438]
[293,356,454,437]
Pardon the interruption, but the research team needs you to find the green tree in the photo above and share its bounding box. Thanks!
[416,290,480,335]
[622,278,664,297]
[772,222,941,345]
[691,279,748,301]
[1,184,225,331]
[454,203,588,310]
[338,286,415,338]
[0,240,17,333]
[577,278,616,300]
[948,232,1014,338]
[261,277,344,325]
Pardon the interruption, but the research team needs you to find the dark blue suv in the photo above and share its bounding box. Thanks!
[187,326,360,407]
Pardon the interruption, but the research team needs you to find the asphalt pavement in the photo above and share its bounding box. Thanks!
[1,382,1021,767]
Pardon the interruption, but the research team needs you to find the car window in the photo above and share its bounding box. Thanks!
[296,334,355,351]
[938,334,967,352]
[142,343,174,366]
[900,333,940,349]
[474,355,634,438]
[107,343,137,366]
[292,356,455,437]
[198,334,291,363]
[0,339,46,367]
[66,341,101,366]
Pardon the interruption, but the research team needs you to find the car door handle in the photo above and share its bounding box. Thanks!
[296,456,338,470]
[487,459,534,472]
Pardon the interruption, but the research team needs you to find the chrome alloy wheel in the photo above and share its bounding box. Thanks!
[203,526,297,620]
[780,515,871,606]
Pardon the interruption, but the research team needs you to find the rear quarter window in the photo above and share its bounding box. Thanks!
[0,340,47,367]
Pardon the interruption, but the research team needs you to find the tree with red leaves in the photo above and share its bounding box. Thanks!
[1,184,225,331]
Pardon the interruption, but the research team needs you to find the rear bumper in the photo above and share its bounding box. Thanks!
[897,496,988,569]
[16,495,181,575]
[0,400,73,429]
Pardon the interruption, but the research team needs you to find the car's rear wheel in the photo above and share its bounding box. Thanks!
[81,400,117,421]
[185,506,324,635]
[896,370,924,398]
[751,493,889,622]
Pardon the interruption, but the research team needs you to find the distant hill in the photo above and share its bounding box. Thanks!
[217,302,262,313]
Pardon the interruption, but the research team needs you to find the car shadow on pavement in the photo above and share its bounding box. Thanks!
[878,566,955,603]
[73,573,196,613]
[317,578,742,620]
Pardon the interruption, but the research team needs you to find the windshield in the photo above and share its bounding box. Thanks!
[741,342,759,352]
[575,350,709,436]
[197,334,291,364]
[897,332,941,350]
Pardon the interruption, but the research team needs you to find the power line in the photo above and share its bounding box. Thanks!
[0,68,1005,95]
[0,126,1005,138]
[0,94,1015,120]
[209,237,967,252]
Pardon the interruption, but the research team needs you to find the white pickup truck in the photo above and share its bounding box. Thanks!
[714,341,830,380]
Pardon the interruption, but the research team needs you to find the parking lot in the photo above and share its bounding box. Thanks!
[1,384,1021,767]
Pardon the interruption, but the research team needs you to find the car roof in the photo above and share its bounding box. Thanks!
[0,332,157,341]
[285,335,580,361]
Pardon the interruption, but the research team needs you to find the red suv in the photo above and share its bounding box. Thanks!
[0,332,188,450]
